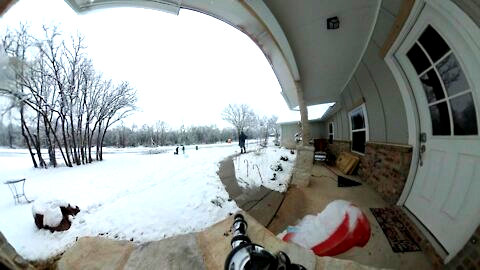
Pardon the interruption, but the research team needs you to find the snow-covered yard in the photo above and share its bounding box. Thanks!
[0,143,243,260]
[233,147,296,192]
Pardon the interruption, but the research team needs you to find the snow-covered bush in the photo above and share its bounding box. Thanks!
[234,147,296,192]
[32,200,66,228]
[254,146,264,156]
[32,199,80,232]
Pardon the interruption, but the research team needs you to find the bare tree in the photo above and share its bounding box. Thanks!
[1,24,43,168]
[154,120,168,146]
[1,23,137,168]
[268,115,280,144]
[35,25,76,167]
[96,81,136,161]
[222,104,256,137]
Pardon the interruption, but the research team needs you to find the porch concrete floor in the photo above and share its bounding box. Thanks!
[268,164,433,270]
[57,212,379,270]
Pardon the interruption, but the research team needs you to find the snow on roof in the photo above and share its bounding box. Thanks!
[277,103,335,124]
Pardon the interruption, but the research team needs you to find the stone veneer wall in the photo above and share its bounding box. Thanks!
[326,140,412,205]
[292,145,314,187]
[446,225,480,270]
[356,142,412,205]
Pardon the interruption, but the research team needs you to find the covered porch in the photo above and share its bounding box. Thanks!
[1,0,480,269]
[269,164,434,269]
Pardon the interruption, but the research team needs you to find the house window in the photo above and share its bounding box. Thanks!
[349,104,368,154]
[328,122,334,144]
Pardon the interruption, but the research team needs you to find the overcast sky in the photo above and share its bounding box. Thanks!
[0,0,332,129]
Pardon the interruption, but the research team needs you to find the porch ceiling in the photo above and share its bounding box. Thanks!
[264,0,380,106]
[61,0,380,108]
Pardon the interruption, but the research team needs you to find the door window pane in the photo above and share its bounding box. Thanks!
[409,24,478,137]
[407,43,431,74]
[420,69,445,103]
[419,25,450,62]
[449,93,478,135]
[351,109,365,130]
[436,53,469,97]
[429,101,451,135]
[352,131,366,153]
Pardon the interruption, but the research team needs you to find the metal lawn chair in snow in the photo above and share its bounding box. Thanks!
[4,178,32,204]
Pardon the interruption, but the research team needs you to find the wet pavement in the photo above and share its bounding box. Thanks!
[218,154,285,227]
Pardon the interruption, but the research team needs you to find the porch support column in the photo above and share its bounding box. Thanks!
[291,81,314,187]
[0,0,17,16]
[0,231,34,270]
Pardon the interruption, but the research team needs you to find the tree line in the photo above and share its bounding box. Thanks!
[0,103,280,150]
[99,105,281,147]
[0,115,278,150]
[0,24,136,168]
[103,122,238,147]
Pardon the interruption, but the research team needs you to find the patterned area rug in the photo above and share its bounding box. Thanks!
[370,207,422,253]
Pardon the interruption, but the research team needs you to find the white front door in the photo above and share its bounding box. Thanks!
[396,2,480,262]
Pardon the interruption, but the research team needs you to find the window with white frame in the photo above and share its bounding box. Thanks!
[328,122,334,144]
[349,104,368,154]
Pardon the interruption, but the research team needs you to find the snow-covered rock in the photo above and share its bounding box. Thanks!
[32,200,80,232]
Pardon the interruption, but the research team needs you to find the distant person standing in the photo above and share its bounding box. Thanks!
[239,131,247,154]
[182,145,185,154]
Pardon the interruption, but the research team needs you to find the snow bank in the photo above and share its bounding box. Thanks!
[233,146,296,192]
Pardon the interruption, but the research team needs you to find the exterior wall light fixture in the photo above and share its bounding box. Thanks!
[327,16,340,30]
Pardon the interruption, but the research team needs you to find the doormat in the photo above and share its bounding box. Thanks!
[370,207,421,253]
[337,176,361,187]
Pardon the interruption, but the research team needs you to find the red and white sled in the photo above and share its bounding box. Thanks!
[282,200,371,256]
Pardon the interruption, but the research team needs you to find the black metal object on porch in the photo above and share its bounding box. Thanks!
[337,176,362,187]
[4,178,32,204]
